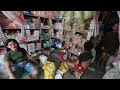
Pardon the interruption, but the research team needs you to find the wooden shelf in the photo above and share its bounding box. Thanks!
[0,45,5,47]
[51,37,61,40]
[27,40,40,43]
[41,26,52,30]
[24,29,39,30]
[2,28,21,30]
[22,13,38,18]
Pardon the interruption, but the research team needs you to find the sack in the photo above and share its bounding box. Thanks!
[42,61,56,79]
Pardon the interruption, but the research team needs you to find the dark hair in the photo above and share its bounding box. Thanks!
[84,41,93,52]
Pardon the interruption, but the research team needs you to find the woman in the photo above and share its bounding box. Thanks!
[97,22,119,66]
[3,39,39,79]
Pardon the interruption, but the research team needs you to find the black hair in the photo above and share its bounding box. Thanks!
[84,41,93,52]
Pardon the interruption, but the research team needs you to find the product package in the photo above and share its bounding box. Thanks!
[42,61,56,79]
[27,43,36,54]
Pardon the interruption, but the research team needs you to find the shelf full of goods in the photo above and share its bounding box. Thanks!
[22,11,41,55]
[50,16,64,48]
[0,11,63,79]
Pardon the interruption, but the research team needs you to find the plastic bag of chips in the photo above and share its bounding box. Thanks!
[42,61,56,79]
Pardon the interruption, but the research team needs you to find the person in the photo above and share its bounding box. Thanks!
[66,41,93,78]
[97,22,119,66]
[3,39,40,79]
[89,37,97,63]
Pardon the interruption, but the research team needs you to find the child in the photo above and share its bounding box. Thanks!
[66,41,93,78]
[89,37,97,63]
[3,39,40,79]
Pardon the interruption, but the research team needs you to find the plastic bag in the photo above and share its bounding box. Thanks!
[59,62,69,73]
[42,61,56,79]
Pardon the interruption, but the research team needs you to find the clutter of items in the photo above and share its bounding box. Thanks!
[0,11,120,79]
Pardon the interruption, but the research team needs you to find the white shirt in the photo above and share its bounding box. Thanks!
[91,48,96,63]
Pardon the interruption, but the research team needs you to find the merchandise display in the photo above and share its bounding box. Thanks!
[42,61,56,79]
[0,11,119,79]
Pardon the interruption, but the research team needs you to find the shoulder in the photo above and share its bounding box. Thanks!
[3,51,11,62]
[4,51,12,56]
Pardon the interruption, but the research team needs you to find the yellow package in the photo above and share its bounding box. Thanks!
[42,61,56,79]
[59,62,69,74]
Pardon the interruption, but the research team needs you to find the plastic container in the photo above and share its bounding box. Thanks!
[39,55,48,65]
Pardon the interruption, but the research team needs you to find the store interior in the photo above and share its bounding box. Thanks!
[0,11,120,79]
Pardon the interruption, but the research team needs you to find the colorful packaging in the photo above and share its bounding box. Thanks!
[42,61,56,79]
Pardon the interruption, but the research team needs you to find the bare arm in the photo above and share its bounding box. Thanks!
[4,61,16,79]
[81,60,91,70]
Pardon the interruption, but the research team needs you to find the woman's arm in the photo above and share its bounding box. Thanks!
[4,61,16,79]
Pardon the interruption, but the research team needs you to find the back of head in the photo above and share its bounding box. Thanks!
[84,41,93,52]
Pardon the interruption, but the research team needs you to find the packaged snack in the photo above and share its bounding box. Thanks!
[42,61,56,79]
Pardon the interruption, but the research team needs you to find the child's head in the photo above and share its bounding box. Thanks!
[84,41,93,52]
[5,39,20,51]
[112,22,119,33]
